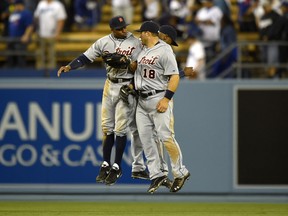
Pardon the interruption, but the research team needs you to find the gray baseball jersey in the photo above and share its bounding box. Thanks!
[84,32,142,79]
[134,40,178,91]
[82,32,141,138]
[82,32,147,175]
[134,39,189,180]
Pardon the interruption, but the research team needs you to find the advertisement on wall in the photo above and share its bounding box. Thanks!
[0,81,143,188]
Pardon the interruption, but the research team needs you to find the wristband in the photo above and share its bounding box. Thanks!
[164,90,174,100]
[68,54,90,70]
[179,70,185,78]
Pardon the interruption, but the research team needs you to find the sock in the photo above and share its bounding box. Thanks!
[112,163,119,170]
[102,133,114,164]
[114,135,127,167]
[102,161,109,167]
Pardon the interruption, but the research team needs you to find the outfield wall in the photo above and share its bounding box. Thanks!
[0,78,287,194]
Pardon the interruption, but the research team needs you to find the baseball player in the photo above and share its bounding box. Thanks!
[158,25,197,79]
[133,21,190,193]
[57,16,148,185]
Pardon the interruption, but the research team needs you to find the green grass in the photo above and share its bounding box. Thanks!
[0,202,288,216]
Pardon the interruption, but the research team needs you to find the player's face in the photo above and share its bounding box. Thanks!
[139,31,149,45]
[158,32,171,45]
[113,27,127,39]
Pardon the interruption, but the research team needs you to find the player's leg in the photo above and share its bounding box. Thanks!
[96,81,116,183]
[105,85,130,185]
[154,135,172,189]
[154,100,190,192]
[136,101,167,193]
[130,99,168,182]
[129,98,149,180]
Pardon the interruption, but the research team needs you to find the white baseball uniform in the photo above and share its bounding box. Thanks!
[134,40,189,179]
[83,32,145,170]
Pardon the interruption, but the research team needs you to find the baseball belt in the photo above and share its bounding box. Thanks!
[138,90,165,99]
[108,76,132,83]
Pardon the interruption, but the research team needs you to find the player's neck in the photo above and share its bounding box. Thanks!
[146,37,159,48]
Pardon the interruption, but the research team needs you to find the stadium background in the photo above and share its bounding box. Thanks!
[0,1,288,209]
[0,78,287,200]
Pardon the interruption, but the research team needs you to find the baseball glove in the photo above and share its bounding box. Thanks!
[119,84,137,105]
[102,52,131,69]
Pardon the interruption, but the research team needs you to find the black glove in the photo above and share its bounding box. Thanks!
[102,52,131,69]
[119,84,137,105]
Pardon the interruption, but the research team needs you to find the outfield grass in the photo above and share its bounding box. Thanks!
[0,202,288,216]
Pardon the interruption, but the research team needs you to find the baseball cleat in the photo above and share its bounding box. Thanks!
[170,172,190,193]
[131,170,150,180]
[147,175,167,194]
[161,177,173,189]
[96,164,110,183]
[105,166,122,186]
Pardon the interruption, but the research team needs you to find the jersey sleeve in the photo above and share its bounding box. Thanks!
[161,45,179,76]
[83,39,103,62]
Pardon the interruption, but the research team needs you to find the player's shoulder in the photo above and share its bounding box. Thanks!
[157,40,174,52]
[126,32,141,42]
[97,34,112,43]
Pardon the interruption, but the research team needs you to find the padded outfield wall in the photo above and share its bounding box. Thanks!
[0,78,287,194]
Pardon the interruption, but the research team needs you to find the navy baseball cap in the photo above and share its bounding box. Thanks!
[159,25,178,46]
[109,16,129,30]
[135,21,159,34]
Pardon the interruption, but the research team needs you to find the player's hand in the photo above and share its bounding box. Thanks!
[184,67,197,79]
[156,97,169,113]
[128,61,137,73]
[57,65,71,77]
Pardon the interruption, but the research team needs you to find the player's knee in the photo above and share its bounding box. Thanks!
[114,131,127,137]
[102,128,114,135]
[158,132,172,142]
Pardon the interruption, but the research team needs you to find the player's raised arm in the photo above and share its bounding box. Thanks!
[57,54,91,77]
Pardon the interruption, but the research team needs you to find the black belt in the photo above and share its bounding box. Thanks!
[138,90,165,99]
[108,76,132,83]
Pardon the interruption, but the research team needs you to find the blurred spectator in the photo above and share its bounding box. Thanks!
[34,0,67,71]
[74,0,99,31]
[61,0,75,32]
[183,0,203,39]
[160,0,170,13]
[253,0,281,29]
[0,0,12,36]
[108,0,135,24]
[237,0,258,32]
[195,0,223,63]
[185,32,206,80]
[23,0,38,12]
[266,0,288,77]
[158,0,195,38]
[186,0,202,19]
[168,0,190,37]
[6,0,33,68]
[214,0,231,17]
[258,0,281,78]
[210,14,237,78]
[143,0,160,21]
